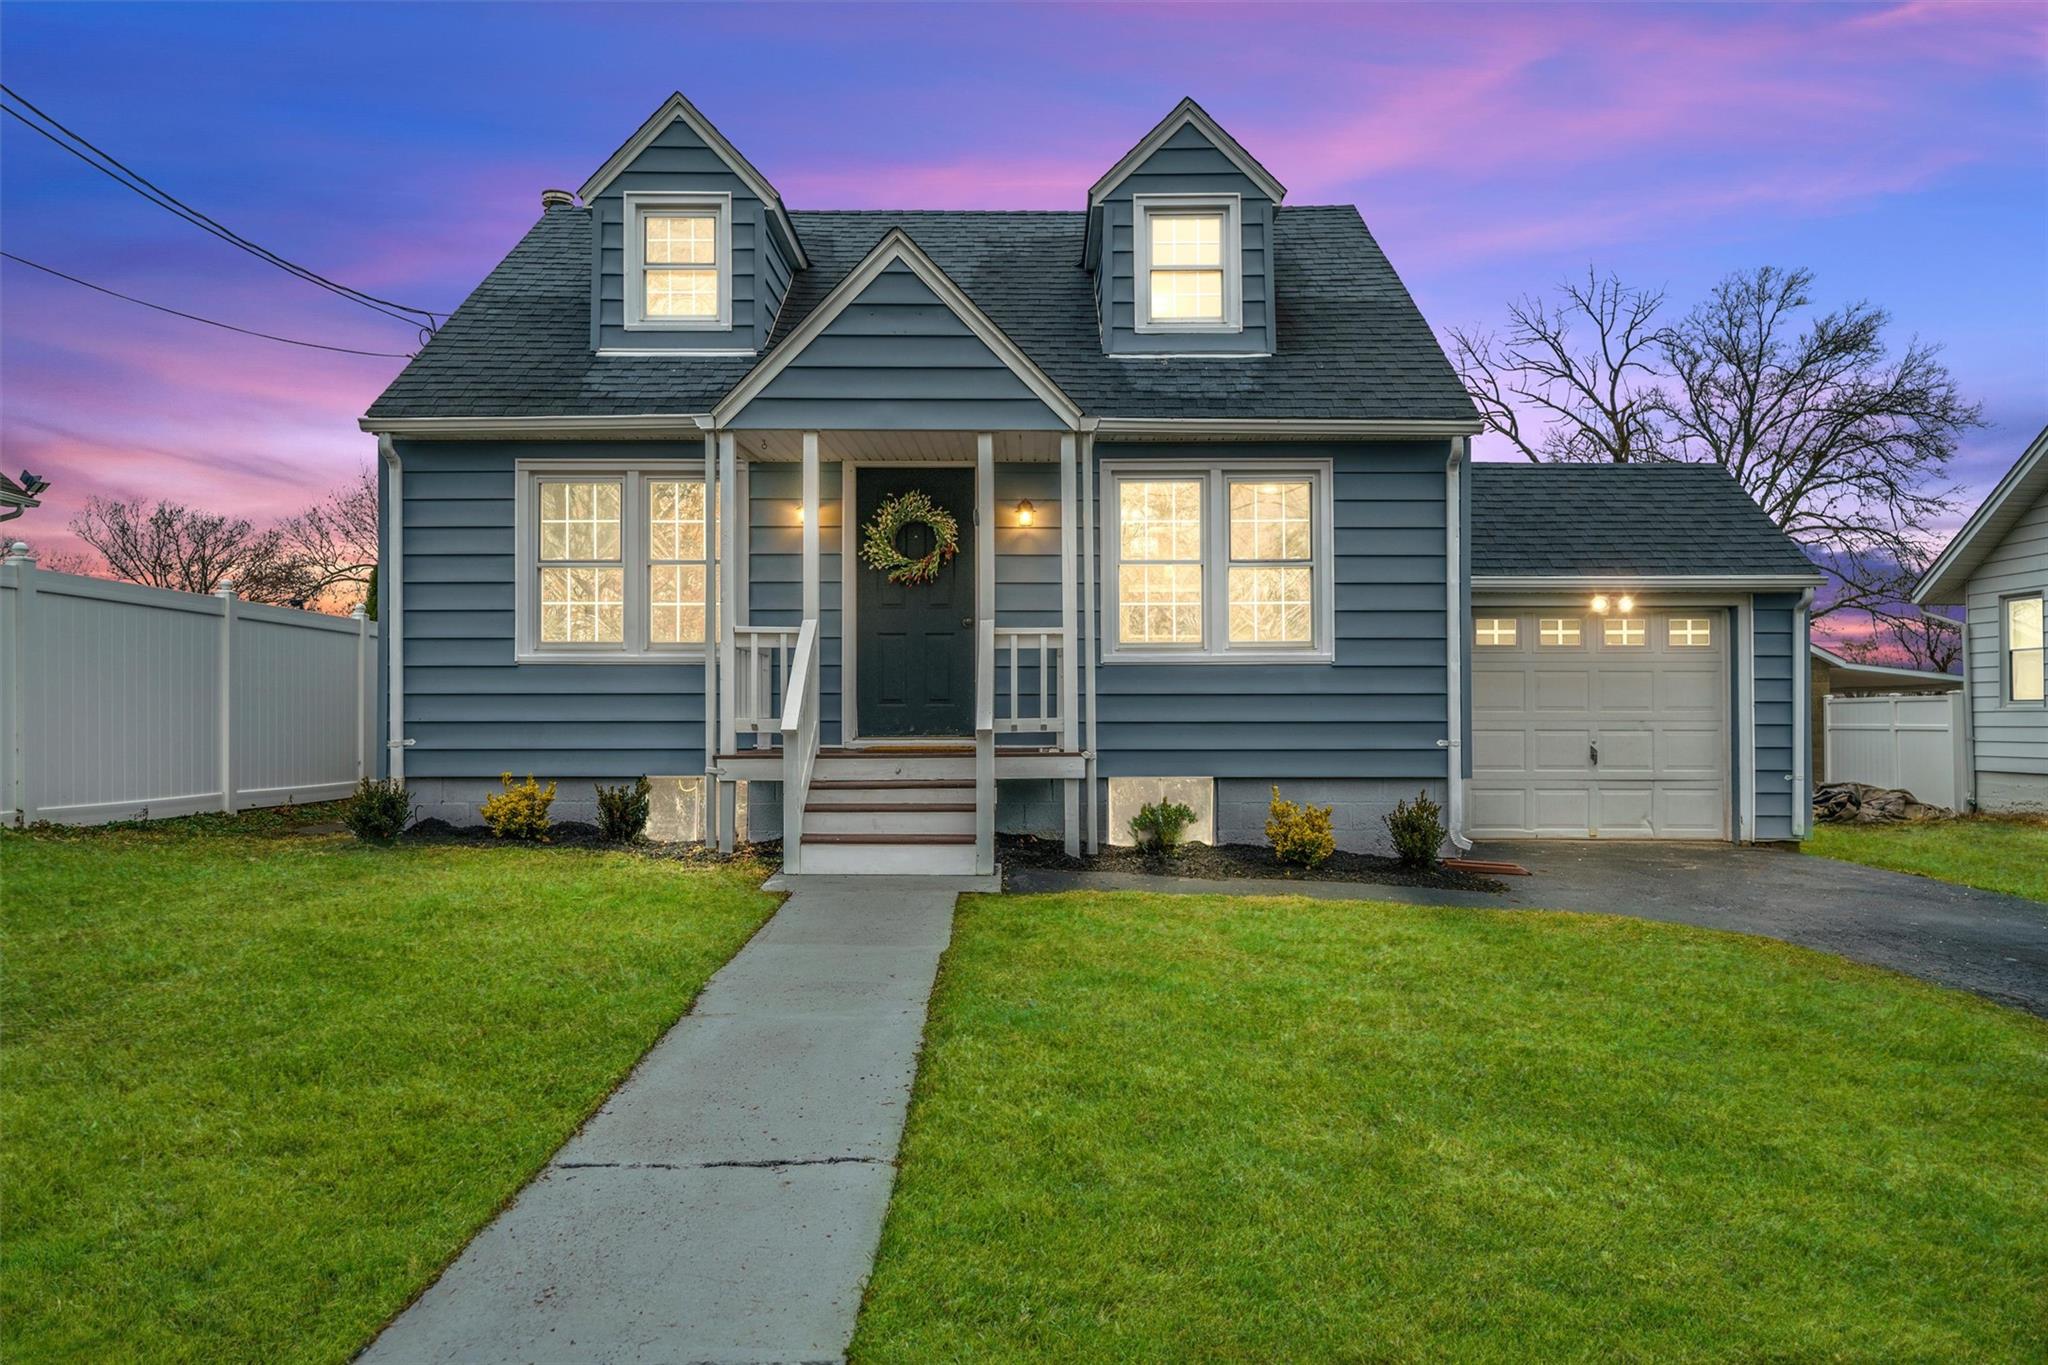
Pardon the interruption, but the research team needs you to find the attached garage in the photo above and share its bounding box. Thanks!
[1465,464,1826,843]
[1469,607,1728,838]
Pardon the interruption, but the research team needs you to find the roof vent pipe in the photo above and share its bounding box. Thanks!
[539,188,576,210]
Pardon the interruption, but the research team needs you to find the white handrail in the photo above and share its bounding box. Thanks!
[778,619,821,874]
[974,618,996,875]
[991,626,1070,738]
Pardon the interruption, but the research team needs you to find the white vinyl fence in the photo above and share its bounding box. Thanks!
[1,549,378,826]
[1822,692,1967,811]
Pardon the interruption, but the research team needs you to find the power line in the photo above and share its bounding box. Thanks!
[1,251,418,358]
[0,85,446,333]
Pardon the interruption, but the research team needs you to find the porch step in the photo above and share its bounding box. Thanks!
[792,833,980,876]
[820,744,972,757]
[804,801,976,813]
[802,803,975,837]
[801,832,974,845]
[808,778,971,791]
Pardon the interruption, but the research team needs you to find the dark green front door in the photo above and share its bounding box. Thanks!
[855,466,974,737]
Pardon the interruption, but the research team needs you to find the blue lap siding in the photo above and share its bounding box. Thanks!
[1751,593,1800,840]
[390,439,707,782]
[1091,440,1452,780]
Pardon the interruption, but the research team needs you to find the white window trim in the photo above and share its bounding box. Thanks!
[514,458,709,664]
[1100,458,1334,664]
[1132,193,1243,335]
[623,191,733,332]
[2003,591,2045,707]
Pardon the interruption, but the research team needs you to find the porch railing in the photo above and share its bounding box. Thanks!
[732,625,799,743]
[974,618,996,875]
[991,627,1070,741]
[778,619,822,873]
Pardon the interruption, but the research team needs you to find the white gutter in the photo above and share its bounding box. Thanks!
[1092,417,1483,439]
[1443,439,1471,851]
[1474,573,1824,592]
[359,414,710,439]
[379,435,407,784]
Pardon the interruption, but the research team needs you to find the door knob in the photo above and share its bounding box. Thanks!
[962,616,973,627]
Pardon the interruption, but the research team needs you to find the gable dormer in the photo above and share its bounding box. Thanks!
[1084,98,1286,358]
[579,93,807,356]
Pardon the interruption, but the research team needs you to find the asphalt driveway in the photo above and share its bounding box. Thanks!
[1011,841,2048,1017]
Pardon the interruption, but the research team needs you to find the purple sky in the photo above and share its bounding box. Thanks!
[3,1,2043,645]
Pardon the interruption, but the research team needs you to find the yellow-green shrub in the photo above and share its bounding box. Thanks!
[481,773,555,842]
[1265,786,1335,868]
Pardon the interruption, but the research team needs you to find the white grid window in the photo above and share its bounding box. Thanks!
[1135,195,1242,332]
[625,193,730,330]
[1475,617,1517,647]
[1117,479,1204,645]
[647,480,708,645]
[1668,617,1713,648]
[1540,617,1581,647]
[1604,616,1647,647]
[1227,479,1313,645]
[2009,595,2044,703]
[1106,464,1330,661]
[538,481,623,645]
[520,463,708,661]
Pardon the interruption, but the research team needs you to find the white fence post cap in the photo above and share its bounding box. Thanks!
[215,578,238,599]
[4,540,31,562]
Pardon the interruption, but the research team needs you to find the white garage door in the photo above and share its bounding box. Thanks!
[1470,608,1729,839]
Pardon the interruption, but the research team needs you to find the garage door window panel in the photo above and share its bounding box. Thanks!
[1540,617,1581,647]
[1475,617,1517,646]
[1604,617,1646,647]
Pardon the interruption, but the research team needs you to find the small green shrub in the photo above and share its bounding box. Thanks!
[342,777,413,843]
[480,773,555,842]
[1129,800,1198,855]
[595,776,652,843]
[1266,786,1336,869]
[1384,789,1447,868]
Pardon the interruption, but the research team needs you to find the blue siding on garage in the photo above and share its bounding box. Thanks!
[590,117,796,354]
[730,262,1066,431]
[1094,122,1274,357]
[392,439,707,781]
[1752,592,1801,840]
[1092,440,1453,780]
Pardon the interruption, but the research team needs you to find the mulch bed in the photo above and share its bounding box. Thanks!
[997,834,1506,894]
[401,818,779,867]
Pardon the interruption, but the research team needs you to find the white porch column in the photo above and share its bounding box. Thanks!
[702,430,720,847]
[717,432,740,852]
[801,431,821,621]
[1059,431,1080,856]
[975,433,995,623]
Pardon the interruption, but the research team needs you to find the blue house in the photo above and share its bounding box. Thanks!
[364,93,1820,874]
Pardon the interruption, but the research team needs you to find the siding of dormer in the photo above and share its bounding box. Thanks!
[1097,123,1273,357]
[590,118,796,353]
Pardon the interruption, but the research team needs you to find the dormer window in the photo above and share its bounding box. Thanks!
[624,191,731,330]
[1134,194,1241,333]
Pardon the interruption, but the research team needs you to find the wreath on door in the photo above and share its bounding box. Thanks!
[859,490,961,586]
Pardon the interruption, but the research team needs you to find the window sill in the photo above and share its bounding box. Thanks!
[515,649,707,666]
[622,320,734,333]
[1102,648,1334,667]
[1133,320,1246,336]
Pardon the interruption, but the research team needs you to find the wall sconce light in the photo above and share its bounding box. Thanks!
[1591,594,1611,614]
[793,504,805,524]
[1616,594,1635,613]
[1015,499,1036,527]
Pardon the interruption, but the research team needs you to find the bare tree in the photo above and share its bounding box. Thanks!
[1658,266,1982,621]
[69,497,315,605]
[276,464,378,608]
[1446,269,1669,464]
[1837,605,1963,675]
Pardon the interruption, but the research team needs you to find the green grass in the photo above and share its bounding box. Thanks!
[1,811,779,1364]
[854,892,2048,1362]
[1805,814,2048,901]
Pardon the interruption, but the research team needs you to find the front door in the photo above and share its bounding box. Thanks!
[855,466,975,737]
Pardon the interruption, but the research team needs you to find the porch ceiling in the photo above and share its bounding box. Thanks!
[734,429,1064,462]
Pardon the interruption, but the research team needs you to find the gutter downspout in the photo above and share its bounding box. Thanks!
[379,435,407,783]
[1959,614,1977,811]
[1793,587,1814,838]
[1443,439,1472,850]
[1080,431,1100,853]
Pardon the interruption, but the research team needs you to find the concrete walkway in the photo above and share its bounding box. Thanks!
[360,878,959,1365]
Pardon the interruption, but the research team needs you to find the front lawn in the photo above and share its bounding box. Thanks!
[1,812,778,1364]
[1805,814,2048,901]
[855,892,2048,1361]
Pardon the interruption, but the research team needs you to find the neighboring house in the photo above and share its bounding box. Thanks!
[0,470,47,523]
[1807,643,1960,783]
[361,92,1821,874]
[1913,424,2048,812]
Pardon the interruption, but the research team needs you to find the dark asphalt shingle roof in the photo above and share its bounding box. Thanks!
[1470,464,1821,580]
[366,204,1477,422]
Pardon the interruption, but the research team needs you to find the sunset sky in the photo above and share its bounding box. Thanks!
[2,1,2043,650]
